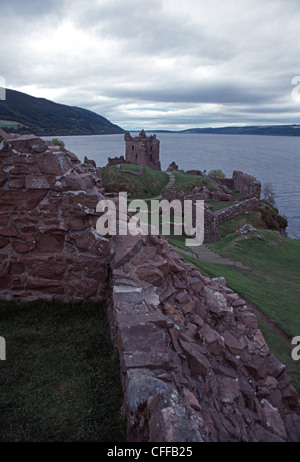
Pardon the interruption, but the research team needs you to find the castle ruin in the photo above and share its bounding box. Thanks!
[124,129,161,171]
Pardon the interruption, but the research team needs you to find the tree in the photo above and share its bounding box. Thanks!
[208,169,225,179]
[262,183,276,207]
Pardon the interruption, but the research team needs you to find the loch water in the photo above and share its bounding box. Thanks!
[43,133,300,240]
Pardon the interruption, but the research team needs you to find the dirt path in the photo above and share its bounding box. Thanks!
[145,171,175,201]
[246,299,292,345]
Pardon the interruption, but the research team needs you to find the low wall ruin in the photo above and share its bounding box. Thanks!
[109,229,300,442]
[0,129,110,302]
[233,170,261,199]
[161,187,260,243]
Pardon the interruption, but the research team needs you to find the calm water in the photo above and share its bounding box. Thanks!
[43,133,300,239]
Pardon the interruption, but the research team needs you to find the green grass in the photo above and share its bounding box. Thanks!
[0,120,27,129]
[0,300,126,442]
[172,171,217,191]
[208,230,300,332]
[119,163,140,172]
[207,200,237,212]
[206,193,244,212]
[100,164,169,198]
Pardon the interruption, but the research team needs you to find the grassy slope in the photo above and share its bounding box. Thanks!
[0,300,126,442]
[0,88,124,136]
[172,171,217,191]
[101,164,169,198]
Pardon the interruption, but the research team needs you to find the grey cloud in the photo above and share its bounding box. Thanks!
[1,0,300,130]
[75,0,233,62]
[1,0,61,17]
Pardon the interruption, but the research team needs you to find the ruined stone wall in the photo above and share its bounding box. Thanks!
[117,164,144,177]
[109,229,300,442]
[161,188,259,243]
[233,170,261,199]
[0,129,110,302]
[213,177,234,189]
[125,130,161,171]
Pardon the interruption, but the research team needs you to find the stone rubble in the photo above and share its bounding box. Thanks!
[109,227,300,442]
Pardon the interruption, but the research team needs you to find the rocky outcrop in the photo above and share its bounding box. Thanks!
[109,227,300,442]
[0,129,109,302]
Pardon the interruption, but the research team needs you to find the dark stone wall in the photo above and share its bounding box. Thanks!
[0,129,110,302]
[233,170,261,198]
[125,130,161,171]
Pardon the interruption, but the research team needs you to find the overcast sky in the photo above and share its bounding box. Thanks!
[1,0,300,130]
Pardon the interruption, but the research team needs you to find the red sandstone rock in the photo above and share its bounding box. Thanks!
[25,175,50,189]
[0,165,7,186]
[135,266,164,287]
[200,323,224,355]
[181,299,195,315]
[188,276,205,294]
[132,246,157,265]
[0,190,47,211]
[65,278,99,297]
[75,230,109,256]
[179,340,210,377]
[10,164,31,175]
[172,274,186,290]
[12,239,36,253]
[245,356,268,379]
[240,311,258,328]
[175,291,190,304]
[37,154,68,175]
[183,388,201,411]
[111,235,143,269]
[8,179,23,189]
[9,135,48,154]
[29,262,66,279]
[36,234,64,253]
[26,278,64,294]
[222,330,243,356]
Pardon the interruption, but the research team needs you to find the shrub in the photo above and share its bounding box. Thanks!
[51,138,65,148]
[208,169,225,179]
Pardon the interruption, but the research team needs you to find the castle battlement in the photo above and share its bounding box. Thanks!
[124,129,161,171]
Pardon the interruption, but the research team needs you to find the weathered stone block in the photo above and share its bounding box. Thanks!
[179,340,210,376]
[25,175,50,189]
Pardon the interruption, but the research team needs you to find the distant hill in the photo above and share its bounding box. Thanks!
[0,88,124,136]
[179,125,300,136]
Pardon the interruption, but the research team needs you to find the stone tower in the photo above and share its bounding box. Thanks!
[124,129,161,171]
